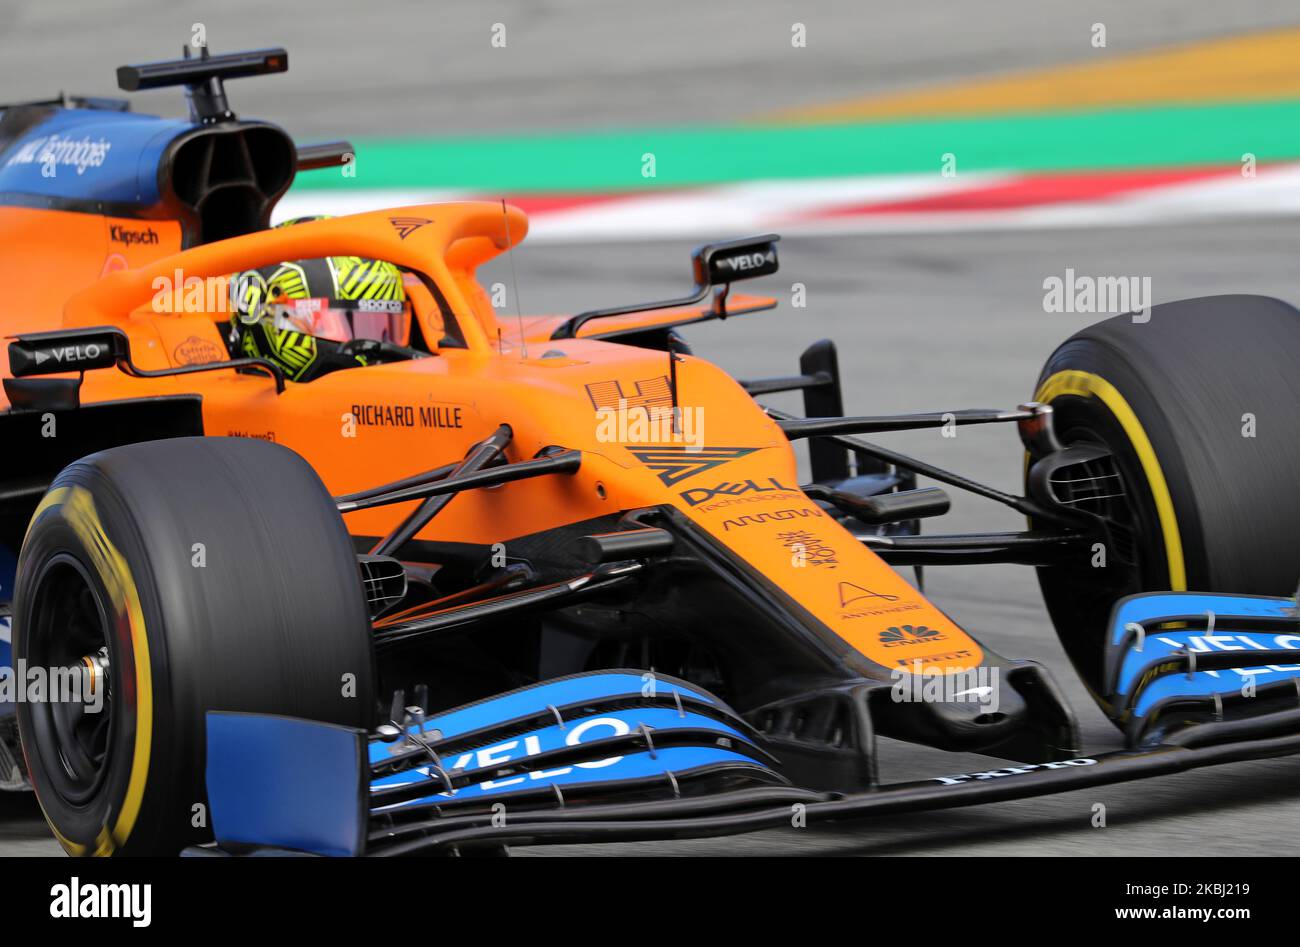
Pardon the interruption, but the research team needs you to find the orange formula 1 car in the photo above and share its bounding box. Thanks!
[2,48,1299,857]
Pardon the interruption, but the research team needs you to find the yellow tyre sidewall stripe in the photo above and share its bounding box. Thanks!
[24,485,153,856]
[1035,370,1186,590]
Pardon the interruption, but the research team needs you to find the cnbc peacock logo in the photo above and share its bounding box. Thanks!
[878,624,946,648]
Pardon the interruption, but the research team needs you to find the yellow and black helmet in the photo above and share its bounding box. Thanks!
[230,217,411,382]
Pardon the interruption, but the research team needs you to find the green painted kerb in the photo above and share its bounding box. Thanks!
[294,100,1300,192]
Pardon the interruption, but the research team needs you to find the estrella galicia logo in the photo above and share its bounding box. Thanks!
[679,477,797,507]
[878,624,946,647]
[629,445,757,486]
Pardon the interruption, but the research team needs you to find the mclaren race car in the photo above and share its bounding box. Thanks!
[2,48,1299,857]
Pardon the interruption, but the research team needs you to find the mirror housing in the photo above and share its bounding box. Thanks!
[8,326,130,377]
[550,233,781,339]
[692,234,780,288]
[7,324,286,393]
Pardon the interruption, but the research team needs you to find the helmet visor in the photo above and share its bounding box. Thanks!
[269,297,411,345]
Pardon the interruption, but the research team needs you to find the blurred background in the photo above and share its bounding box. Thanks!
[4,0,1300,855]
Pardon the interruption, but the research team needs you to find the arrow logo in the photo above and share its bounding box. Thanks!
[627,445,758,486]
[388,216,433,240]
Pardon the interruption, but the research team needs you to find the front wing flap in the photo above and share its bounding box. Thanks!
[197,621,1300,855]
[202,671,787,856]
[1103,592,1300,745]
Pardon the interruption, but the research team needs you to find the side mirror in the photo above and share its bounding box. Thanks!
[8,326,130,377]
[692,234,780,289]
[549,233,781,340]
[7,324,286,393]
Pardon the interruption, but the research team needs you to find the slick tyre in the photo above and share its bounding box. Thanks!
[1031,295,1300,701]
[13,436,375,856]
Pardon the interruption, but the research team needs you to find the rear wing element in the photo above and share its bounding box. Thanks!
[115,45,352,170]
[117,46,287,124]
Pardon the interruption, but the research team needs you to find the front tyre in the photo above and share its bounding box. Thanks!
[13,437,375,855]
[1031,295,1300,700]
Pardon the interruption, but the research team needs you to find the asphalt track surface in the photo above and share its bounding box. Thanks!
[4,2,1300,856]
[2,0,1299,137]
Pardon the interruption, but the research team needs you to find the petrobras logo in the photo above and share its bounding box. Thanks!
[4,133,113,176]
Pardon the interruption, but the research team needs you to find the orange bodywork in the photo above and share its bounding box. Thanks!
[1,202,982,675]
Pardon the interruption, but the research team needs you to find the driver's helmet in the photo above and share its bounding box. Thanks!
[229,216,411,382]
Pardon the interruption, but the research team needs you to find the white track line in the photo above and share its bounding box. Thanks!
[278,166,1300,242]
